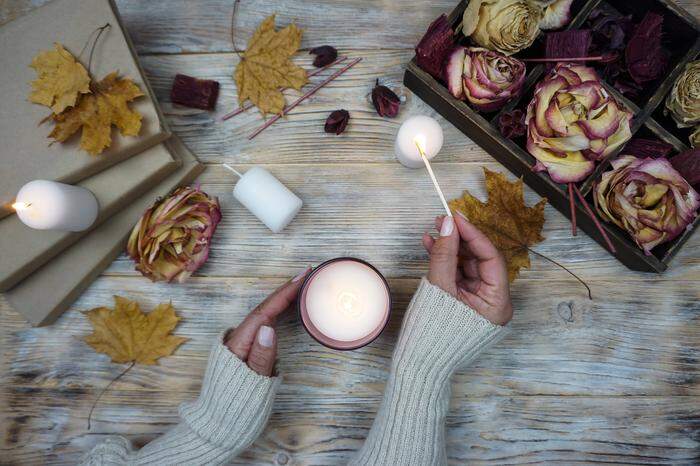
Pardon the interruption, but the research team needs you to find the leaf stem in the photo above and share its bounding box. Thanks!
[77,23,111,79]
[87,361,135,430]
[526,247,592,300]
[230,0,242,58]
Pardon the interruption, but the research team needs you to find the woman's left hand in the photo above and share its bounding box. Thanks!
[224,267,310,376]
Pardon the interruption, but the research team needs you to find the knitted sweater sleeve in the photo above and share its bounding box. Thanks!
[80,334,280,466]
[349,278,508,466]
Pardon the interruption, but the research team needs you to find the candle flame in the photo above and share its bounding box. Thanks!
[12,202,31,211]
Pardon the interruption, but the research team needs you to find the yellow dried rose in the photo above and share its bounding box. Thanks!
[462,0,543,55]
[691,126,700,148]
[665,60,700,129]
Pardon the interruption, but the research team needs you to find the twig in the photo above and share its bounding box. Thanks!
[527,247,592,300]
[220,56,349,121]
[248,57,362,140]
[568,183,577,236]
[87,361,135,430]
[572,183,617,254]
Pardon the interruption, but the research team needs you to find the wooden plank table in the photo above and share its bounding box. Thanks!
[2,1,700,464]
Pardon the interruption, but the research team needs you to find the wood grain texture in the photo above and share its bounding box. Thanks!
[2,0,700,464]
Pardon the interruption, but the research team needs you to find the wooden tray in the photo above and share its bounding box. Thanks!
[404,0,700,272]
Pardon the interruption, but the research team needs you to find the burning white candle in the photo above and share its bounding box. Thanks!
[12,180,98,232]
[299,258,391,350]
[395,115,444,168]
[226,165,303,233]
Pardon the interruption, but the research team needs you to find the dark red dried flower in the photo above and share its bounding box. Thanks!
[371,80,401,118]
[310,46,338,68]
[588,8,633,53]
[625,12,668,85]
[623,138,674,159]
[415,14,454,80]
[324,109,350,135]
[544,30,592,70]
[170,74,220,110]
[670,148,700,191]
[497,109,526,140]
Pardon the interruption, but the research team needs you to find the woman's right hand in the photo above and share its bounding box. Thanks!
[422,212,513,326]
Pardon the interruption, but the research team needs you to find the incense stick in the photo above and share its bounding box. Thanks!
[415,141,452,217]
[222,163,243,178]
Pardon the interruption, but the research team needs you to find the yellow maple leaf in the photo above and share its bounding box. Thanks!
[49,72,144,155]
[449,168,547,282]
[83,296,187,365]
[29,43,91,114]
[234,15,308,115]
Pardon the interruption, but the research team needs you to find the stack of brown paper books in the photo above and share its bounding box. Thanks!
[0,0,205,326]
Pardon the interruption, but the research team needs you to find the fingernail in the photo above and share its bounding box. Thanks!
[455,210,469,222]
[292,266,310,282]
[440,215,454,236]
[257,325,274,347]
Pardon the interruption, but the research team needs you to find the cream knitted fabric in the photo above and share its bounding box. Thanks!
[80,334,281,466]
[349,278,507,466]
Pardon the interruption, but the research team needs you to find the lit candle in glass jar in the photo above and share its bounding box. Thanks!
[299,258,391,350]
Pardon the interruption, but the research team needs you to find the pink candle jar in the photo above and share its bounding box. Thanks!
[298,258,391,350]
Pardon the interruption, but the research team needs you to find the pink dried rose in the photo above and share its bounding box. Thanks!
[595,155,700,254]
[444,46,525,112]
[127,186,222,283]
[525,63,633,183]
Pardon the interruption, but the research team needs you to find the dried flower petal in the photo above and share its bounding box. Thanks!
[622,138,674,159]
[691,126,700,148]
[665,60,700,128]
[670,148,700,191]
[309,45,338,68]
[127,186,222,283]
[324,109,350,135]
[539,0,574,30]
[545,29,592,70]
[371,80,401,118]
[415,14,454,80]
[498,109,527,139]
[171,74,220,110]
[625,12,668,86]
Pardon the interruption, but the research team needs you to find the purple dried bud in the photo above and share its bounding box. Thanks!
[170,74,220,110]
[371,80,401,118]
[324,109,350,135]
[310,46,338,68]
[497,109,526,139]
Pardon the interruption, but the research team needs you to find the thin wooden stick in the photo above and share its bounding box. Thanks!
[416,141,452,217]
[568,183,577,236]
[248,57,363,140]
[220,56,349,122]
[222,163,243,178]
[572,183,617,254]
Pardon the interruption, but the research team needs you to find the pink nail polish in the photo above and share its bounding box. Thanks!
[440,215,454,236]
[257,325,274,347]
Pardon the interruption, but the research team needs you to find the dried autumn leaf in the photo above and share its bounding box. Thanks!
[49,72,144,155]
[83,296,187,365]
[449,168,547,282]
[234,15,308,115]
[29,43,91,114]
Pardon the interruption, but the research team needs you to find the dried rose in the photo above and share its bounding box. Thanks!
[595,155,700,254]
[309,46,338,68]
[536,0,574,30]
[462,0,542,56]
[498,109,527,139]
[670,148,700,192]
[625,12,668,86]
[665,60,700,129]
[324,109,350,135]
[444,46,525,112]
[691,126,700,148]
[415,14,454,80]
[371,80,400,118]
[127,186,221,283]
[525,63,633,183]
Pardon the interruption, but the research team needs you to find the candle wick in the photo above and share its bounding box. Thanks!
[222,163,244,178]
[415,140,452,217]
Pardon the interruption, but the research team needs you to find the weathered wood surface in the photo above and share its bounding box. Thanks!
[2,0,700,464]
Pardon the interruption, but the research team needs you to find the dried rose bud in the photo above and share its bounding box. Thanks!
[498,109,526,139]
[371,80,401,118]
[310,46,338,68]
[170,74,220,110]
[324,109,350,135]
[127,186,221,283]
[415,14,454,80]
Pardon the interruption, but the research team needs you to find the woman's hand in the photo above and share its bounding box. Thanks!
[224,267,311,376]
[422,213,513,326]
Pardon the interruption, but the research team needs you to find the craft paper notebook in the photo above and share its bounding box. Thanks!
[0,143,180,292]
[3,136,204,327]
[0,0,170,218]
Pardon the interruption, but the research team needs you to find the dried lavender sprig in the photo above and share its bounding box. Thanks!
[248,57,362,140]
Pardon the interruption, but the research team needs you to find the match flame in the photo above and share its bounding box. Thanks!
[12,202,31,211]
[413,134,427,156]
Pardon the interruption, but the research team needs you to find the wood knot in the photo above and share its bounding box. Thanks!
[275,452,290,465]
[557,301,575,323]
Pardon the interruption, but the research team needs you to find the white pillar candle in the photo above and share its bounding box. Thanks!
[12,180,98,232]
[395,115,444,168]
[232,166,302,233]
[299,258,391,350]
